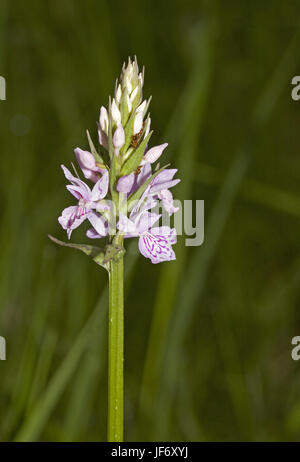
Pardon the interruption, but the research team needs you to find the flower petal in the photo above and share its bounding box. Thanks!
[136,212,160,234]
[136,163,152,189]
[58,206,87,239]
[74,148,96,170]
[117,213,139,236]
[157,189,179,216]
[86,228,101,239]
[141,143,168,165]
[90,171,109,201]
[138,231,176,264]
[117,173,135,193]
[61,165,91,200]
[74,148,102,182]
[66,185,86,200]
[87,212,109,237]
[149,168,180,194]
[151,226,177,245]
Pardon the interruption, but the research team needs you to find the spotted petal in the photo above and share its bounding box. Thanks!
[58,205,88,239]
[61,165,91,200]
[90,171,109,201]
[138,228,176,264]
[87,212,109,237]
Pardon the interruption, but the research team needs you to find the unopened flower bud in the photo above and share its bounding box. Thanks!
[113,124,125,156]
[126,93,132,114]
[117,172,135,193]
[121,57,141,97]
[138,72,144,87]
[111,98,121,126]
[136,100,146,114]
[74,147,104,182]
[100,106,109,134]
[144,117,151,138]
[98,124,108,150]
[115,84,122,104]
[126,77,133,95]
[130,86,139,103]
[133,112,144,135]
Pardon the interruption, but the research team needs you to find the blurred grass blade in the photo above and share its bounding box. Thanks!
[150,18,300,437]
[195,162,300,217]
[14,245,138,442]
[253,13,300,126]
[139,21,217,434]
[153,151,249,439]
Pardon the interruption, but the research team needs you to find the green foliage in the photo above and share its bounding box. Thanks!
[121,131,153,175]
[1,0,300,442]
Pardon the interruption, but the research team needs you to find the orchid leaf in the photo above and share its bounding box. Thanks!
[121,131,153,176]
[120,109,136,155]
[86,129,104,165]
[48,235,108,271]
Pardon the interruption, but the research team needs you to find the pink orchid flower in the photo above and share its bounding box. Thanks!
[58,165,109,239]
[74,148,105,183]
[118,198,177,264]
[117,165,180,216]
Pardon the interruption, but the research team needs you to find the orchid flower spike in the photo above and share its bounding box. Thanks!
[51,57,182,445]
[53,56,180,265]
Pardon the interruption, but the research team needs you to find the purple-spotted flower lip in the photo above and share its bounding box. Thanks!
[58,165,109,239]
[117,196,177,264]
[138,227,177,264]
[86,190,178,264]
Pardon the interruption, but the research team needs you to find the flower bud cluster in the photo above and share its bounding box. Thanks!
[98,57,151,172]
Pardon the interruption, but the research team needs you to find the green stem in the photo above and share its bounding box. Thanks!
[108,236,124,442]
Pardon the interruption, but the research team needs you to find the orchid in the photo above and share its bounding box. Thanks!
[58,165,109,239]
[74,148,105,183]
[117,164,180,217]
[50,57,181,442]
[118,201,177,264]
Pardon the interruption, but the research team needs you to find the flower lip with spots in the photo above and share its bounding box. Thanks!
[117,197,177,264]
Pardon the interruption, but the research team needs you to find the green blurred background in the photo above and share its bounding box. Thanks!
[1,0,300,442]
